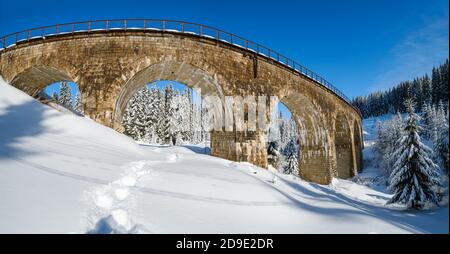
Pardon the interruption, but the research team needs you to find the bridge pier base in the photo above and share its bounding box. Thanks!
[298,145,333,185]
[210,131,268,168]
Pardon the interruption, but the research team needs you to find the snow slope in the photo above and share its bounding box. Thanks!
[0,78,448,233]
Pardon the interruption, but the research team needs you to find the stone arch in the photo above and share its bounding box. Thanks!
[113,60,226,130]
[353,119,363,172]
[279,90,332,184]
[334,112,354,179]
[9,66,77,98]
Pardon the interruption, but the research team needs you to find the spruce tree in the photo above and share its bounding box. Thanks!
[436,122,449,174]
[433,102,449,173]
[267,140,282,169]
[121,83,202,145]
[373,113,404,174]
[283,139,298,174]
[437,59,449,104]
[431,67,441,105]
[162,85,173,144]
[58,81,72,109]
[387,99,441,209]
[421,103,434,139]
[74,93,83,114]
[122,94,141,140]
[421,75,432,106]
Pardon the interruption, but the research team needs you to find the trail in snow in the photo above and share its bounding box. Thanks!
[85,160,151,234]
[1,77,448,234]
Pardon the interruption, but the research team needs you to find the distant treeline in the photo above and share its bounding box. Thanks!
[352,59,449,118]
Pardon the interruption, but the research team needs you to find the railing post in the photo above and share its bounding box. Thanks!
[106,20,109,31]
[15,33,18,43]
[181,22,184,32]
[230,34,233,44]
[268,49,270,59]
[199,25,202,35]
[162,20,165,31]
[245,40,248,49]
[3,36,5,49]
[124,20,127,31]
[144,20,147,30]
[88,21,91,33]
[56,24,59,34]
[27,31,30,41]
[216,30,219,40]
[72,24,74,34]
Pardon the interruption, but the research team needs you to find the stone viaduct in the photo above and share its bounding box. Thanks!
[0,19,363,184]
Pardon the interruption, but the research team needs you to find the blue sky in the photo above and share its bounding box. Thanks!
[1,0,448,100]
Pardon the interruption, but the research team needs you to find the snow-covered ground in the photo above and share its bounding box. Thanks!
[0,78,448,233]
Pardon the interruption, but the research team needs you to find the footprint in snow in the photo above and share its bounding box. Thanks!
[85,160,151,234]
[166,153,182,163]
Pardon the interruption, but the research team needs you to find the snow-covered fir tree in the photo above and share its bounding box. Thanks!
[421,103,435,139]
[169,88,194,145]
[74,94,83,114]
[200,105,210,143]
[51,91,59,102]
[268,108,298,170]
[267,140,282,169]
[184,89,194,142]
[387,99,441,209]
[436,122,449,174]
[268,111,282,144]
[58,81,72,109]
[373,112,404,175]
[283,139,298,175]
[432,102,447,144]
[162,85,174,144]
[433,103,449,174]
[121,82,210,146]
[282,116,298,156]
[122,93,142,140]
[142,88,162,143]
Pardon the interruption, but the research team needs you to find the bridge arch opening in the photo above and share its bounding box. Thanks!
[268,101,299,174]
[10,66,75,97]
[335,113,354,178]
[113,60,225,130]
[121,80,208,146]
[276,89,332,183]
[9,66,84,114]
[39,81,84,114]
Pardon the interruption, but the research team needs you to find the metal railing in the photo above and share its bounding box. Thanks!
[0,19,360,116]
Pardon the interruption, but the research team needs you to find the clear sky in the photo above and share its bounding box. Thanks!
[1,0,448,99]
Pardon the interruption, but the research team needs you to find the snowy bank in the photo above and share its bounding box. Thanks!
[0,77,448,233]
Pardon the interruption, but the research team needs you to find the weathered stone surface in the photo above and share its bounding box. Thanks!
[0,30,363,184]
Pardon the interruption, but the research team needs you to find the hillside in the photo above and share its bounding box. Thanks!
[0,77,448,233]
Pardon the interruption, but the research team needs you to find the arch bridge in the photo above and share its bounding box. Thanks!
[0,19,363,184]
